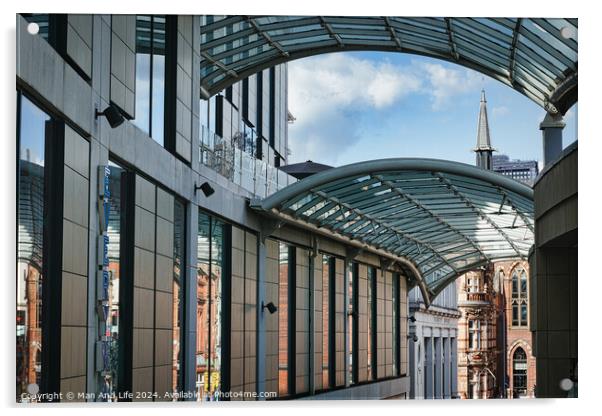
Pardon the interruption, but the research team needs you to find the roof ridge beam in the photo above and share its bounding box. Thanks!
[444,17,460,61]
[319,17,345,48]
[383,16,403,51]
[508,18,523,85]
[245,16,290,58]
[200,50,238,78]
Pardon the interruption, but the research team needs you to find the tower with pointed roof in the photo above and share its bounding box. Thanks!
[474,89,495,170]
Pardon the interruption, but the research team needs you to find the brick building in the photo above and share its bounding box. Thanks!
[456,91,536,399]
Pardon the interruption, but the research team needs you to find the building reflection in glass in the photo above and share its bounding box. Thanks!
[133,15,166,144]
[105,161,124,400]
[172,200,186,396]
[197,211,225,400]
[17,96,49,402]
[278,243,289,396]
[321,255,330,390]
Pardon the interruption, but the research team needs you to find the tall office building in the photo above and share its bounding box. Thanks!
[492,155,539,186]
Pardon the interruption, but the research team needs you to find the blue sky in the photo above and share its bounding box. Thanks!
[287,51,577,169]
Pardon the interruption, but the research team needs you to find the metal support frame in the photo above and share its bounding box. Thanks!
[250,158,534,305]
[200,17,577,112]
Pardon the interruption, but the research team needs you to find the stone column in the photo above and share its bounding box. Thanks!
[451,337,458,398]
[540,113,565,166]
[424,336,434,399]
[434,337,442,399]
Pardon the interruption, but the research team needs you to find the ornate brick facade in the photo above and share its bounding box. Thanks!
[456,261,536,399]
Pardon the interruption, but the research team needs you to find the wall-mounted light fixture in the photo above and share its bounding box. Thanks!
[194,181,215,197]
[407,334,419,342]
[408,315,417,323]
[261,301,278,314]
[95,104,125,128]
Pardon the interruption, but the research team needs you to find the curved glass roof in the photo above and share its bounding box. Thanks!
[200,16,577,114]
[250,158,534,304]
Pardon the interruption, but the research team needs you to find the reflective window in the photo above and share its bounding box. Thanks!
[196,211,225,400]
[347,263,357,385]
[172,199,186,396]
[511,267,528,327]
[468,320,481,350]
[392,273,399,376]
[367,266,376,380]
[133,15,166,145]
[105,160,124,400]
[17,95,49,402]
[278,242,290,396]
[321,255,334,390]
[512,347,528,397]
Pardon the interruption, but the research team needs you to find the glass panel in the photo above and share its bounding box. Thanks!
[520,303,528,326]
[172,199,186,397]
[210,217,224,400]
[347,263,355,385]
[512,272,518,297]
[278,242,289,396]
[321,255,330,390]
[367,266,374,380]
[392,273,399,376]
[520,270,527,297]
[133,17,151,135]
[196,212,211,400]
[17,96,49,402]
[196,211,225,401]
[133,15,166,144]
[105,161,124,400]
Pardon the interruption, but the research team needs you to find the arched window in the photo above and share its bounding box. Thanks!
[511,267,528,327]
[512,347,528,397]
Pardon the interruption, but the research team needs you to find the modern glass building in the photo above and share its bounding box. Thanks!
[16,14,577,402]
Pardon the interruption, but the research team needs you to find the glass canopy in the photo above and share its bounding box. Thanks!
[200,16,577,114]
[250,158,534,305]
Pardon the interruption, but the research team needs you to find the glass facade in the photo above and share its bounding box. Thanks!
[105,160,124,399]
[133,15,166,145]
[196,211,226,400]
[392,273,399,376]
[347,263,357,385]
[321,255,332,390]
[278,242,290,397]
[17,95,49,402]
[511,267,528,327]
[367,266,375,380]
[172,199,186,395]
[512,347,528,397]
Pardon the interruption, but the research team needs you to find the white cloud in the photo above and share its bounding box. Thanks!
[287,54,486,165]
[288,54,423,165]
[416,61,483,110]
[492,106,510,117]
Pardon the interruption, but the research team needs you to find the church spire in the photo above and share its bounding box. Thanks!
[474,89,495,170]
